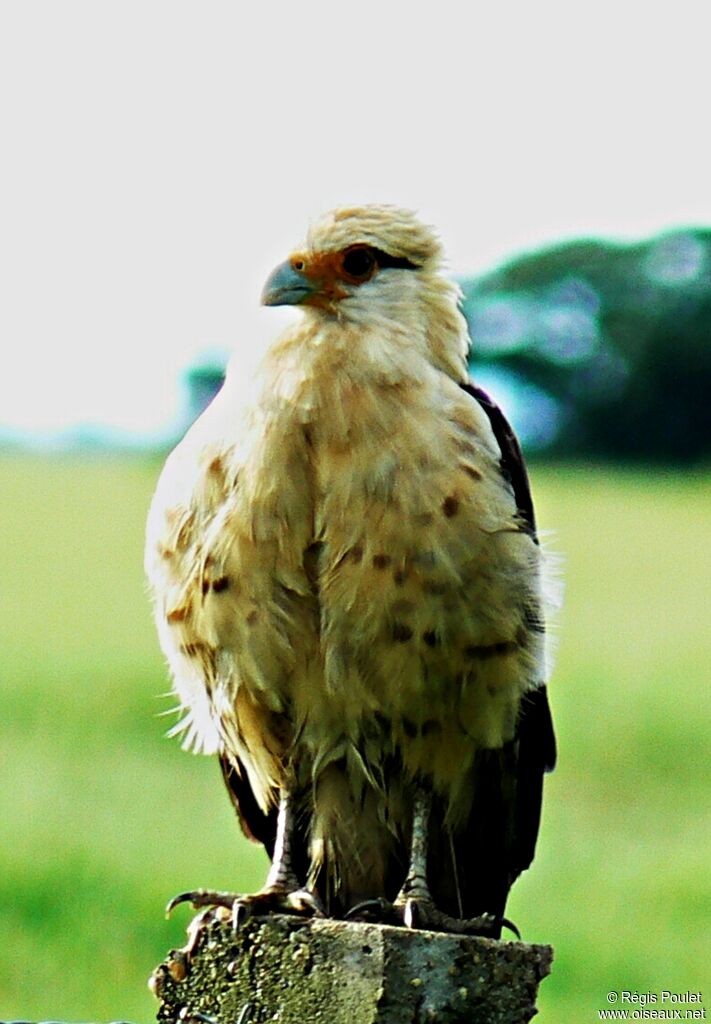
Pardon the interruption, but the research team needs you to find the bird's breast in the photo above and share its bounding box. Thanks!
[283,375,544,775]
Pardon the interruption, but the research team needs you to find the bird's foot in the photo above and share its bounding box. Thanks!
[345,897,402,925]
[165,884,324,964]
[396,896,520,939]
[345,896,518,939]
[167,884,324,931]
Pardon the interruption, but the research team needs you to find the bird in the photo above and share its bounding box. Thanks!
[145,204,557,940]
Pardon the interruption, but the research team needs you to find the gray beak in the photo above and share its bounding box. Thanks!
[261,260,319,307]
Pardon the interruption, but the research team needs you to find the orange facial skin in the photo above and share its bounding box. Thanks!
[288,245,378,310]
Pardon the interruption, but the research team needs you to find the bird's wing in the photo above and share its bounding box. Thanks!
[145,388,288,858]
[460,382,538,541]
[428,381,557,926]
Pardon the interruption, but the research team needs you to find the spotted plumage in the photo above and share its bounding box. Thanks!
[145,205,557,932]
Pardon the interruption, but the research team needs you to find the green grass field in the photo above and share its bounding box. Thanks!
[0,455,709,1021]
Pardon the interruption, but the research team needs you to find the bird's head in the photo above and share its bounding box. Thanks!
[260,205,470,380]
[261,205,441,312]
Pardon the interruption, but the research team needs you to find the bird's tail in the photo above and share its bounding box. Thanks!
[308,761,405,915]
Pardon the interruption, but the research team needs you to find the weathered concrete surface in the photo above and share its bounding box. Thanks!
[150,913,553,1023]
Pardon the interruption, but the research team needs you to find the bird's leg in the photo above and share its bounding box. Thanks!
[167,789,323,942]
[394,785,434,923]
[349,785,516,937]
[264,787,301,890]
[343,786,435,926]
[393,784,518,937]
[254,788,322,919]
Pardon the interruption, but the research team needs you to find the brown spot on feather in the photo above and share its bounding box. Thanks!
[442,495,459,517]
[454,437,478,457]
[166,606,190,624]
[392,622,413,642]
[422,580,448,596]
[179,641,215,667]
[166,507,194,551]
[373,553,391,569]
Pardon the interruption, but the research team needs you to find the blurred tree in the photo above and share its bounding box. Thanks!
[184,362,226,424]
[462,229,711,462]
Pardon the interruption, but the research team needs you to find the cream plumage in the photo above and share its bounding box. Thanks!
[145,205,556,934]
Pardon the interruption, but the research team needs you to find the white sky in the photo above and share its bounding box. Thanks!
[0,1,709,439]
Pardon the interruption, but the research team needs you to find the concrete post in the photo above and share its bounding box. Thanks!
[150,914,552,1023]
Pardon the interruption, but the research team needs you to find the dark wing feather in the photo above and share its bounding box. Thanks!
[428,382,556,932]
[218,753,277,857]
[512,684,557,873]
[460,380,538,540]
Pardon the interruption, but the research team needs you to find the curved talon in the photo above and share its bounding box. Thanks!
[166,888,237,917]
[402,902,519,939]
[452,910,521,940]
[344,897,397,923]
[286,887,326,917]
[499,915,521,940]
[403,898,418,929]
[166,891,190,916]
[343,896,515,938]
[166,886,324,930]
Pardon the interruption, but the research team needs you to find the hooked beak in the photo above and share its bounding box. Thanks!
[261,260,320,307]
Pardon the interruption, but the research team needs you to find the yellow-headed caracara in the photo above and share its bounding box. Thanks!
[145,205,557,938]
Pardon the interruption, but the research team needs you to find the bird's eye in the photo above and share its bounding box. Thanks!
[341,246,376,280]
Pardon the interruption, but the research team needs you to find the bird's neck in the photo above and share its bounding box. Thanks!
[261,289,470,408]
